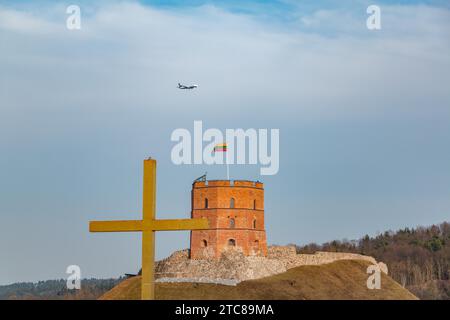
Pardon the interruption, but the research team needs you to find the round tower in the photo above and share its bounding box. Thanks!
[190,180,268,259]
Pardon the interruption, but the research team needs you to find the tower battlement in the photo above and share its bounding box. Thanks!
[190,178,268,259]
[193,180,264,188]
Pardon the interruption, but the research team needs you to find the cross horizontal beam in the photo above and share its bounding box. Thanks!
[89,218,209,232]
[89,220,143,232]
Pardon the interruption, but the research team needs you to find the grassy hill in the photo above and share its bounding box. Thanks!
[100,260,417,300]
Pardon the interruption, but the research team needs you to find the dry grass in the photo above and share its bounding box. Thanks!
[100,260,417,300]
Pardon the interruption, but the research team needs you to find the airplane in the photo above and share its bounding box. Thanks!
[178,83,198,89]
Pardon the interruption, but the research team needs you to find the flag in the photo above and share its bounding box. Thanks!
[213,143,227,152]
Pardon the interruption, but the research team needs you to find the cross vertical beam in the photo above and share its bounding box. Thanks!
[142,159,156,300]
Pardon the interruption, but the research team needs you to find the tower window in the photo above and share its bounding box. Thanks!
[205,198,208,208]
[230,198,235,208]
[253,219,257,229]
[254,240,259,252]
[253,199,257,209]
[229,218,235,228]
[202,239,208,247]
[228,239,236,246]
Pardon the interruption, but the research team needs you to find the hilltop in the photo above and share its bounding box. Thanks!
[100,245,415,300]
[100,260,416,300]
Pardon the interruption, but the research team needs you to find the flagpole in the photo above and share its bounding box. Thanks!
[225,142,229,180]
[215,142,229,180]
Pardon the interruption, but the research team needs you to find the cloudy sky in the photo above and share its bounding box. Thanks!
[0,0,449,285]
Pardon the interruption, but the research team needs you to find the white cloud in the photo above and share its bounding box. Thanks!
[0,6,57,34]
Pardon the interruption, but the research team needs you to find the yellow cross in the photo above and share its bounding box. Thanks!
[89,158,209,300]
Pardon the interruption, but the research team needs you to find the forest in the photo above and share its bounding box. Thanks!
[0,278,123,300]
[296,221,450,299]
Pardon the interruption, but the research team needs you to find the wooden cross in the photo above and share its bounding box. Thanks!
[89,158,209,300]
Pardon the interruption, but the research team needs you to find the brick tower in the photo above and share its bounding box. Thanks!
[190,179,268,259]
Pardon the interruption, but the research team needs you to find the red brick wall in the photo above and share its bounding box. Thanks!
[190,180,268,259]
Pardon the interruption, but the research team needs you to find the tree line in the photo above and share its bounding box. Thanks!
[0,278,123,300]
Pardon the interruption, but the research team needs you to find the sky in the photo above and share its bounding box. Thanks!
[0,0,449,285]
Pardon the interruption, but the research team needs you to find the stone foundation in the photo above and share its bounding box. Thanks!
[154,245,387,283]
